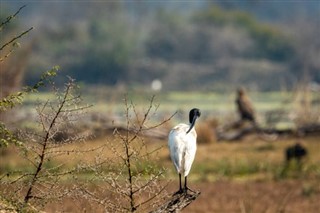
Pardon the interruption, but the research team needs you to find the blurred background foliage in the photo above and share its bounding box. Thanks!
[1,1,319,92]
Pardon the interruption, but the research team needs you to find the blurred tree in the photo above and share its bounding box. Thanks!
[23,2,138,87]
[69,18,135,85]
[193,6,295,61]
[288,17,320,84]
[8,2,316,91]
[145,10,183,62]
[145,10,217,64]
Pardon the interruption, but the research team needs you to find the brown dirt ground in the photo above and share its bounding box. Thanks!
[40,179,320,213]
[183,180,320,213]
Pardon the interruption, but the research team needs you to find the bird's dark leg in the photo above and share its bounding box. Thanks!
[184,176,195,193]
[174,174,184,195]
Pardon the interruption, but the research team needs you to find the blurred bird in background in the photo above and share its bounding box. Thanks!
[236,87,256,125]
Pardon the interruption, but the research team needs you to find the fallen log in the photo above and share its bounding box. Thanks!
[150,191,200,213]
[217,123,320,141]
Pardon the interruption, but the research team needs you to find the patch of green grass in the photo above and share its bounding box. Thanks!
[193,158,268,179]
[24,92,55,103]
[21,90,298,124]
[192,156,320,182]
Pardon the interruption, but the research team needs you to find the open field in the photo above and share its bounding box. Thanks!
[40,178,320,213]
[1,134,320,212]
[15,89,319,130]
[2,131,320,182]
[1,89,319,212]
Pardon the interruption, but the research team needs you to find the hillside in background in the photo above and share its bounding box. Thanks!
[1,1,319,92]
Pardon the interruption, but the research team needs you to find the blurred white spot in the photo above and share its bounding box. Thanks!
[151,79,162,91]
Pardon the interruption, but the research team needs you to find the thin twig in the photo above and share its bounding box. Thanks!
[0,5,26,29]
[0,27,33,52]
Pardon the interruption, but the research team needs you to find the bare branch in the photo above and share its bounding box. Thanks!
[0,5,26,29]
[0,27,33,52]
[23,79,76,204]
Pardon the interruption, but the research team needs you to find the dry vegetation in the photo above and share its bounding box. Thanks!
[1,80,319,212]
[2,132,320,212]
[1,79,319,212]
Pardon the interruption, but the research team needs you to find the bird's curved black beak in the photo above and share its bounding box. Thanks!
[186,114,198,134]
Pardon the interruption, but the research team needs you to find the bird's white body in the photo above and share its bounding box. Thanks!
[168,123,197,177]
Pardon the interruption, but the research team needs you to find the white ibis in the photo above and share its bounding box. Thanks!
[168,108,201,193]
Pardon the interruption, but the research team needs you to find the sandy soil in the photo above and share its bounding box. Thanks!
[184,180,320,213]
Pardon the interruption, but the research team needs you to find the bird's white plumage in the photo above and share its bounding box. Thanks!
[168,123,197,177]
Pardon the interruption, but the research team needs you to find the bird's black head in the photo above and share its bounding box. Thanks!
[189,108,201,124]
[186,108,201,134]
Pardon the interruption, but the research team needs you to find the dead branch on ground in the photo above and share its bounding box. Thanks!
[151,191,201,213]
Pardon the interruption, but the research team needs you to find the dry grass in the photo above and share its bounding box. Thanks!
[185,179,320,213]
[195,121,217,144]
[1,134,320,212]
[2,134,320,180]
[36,178,320,213]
